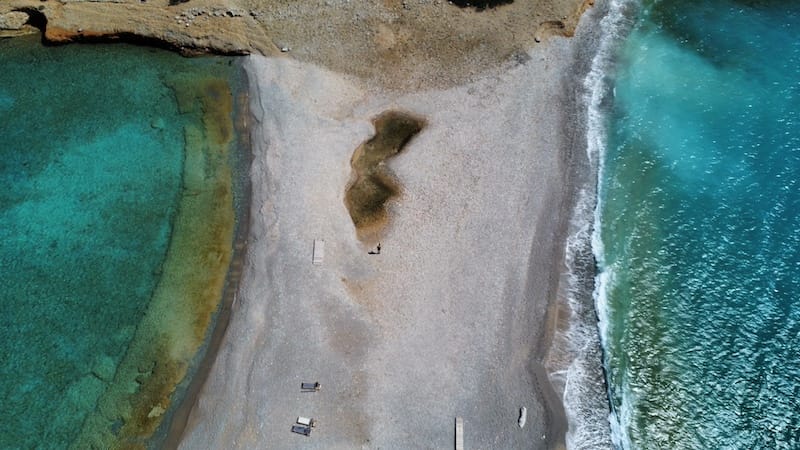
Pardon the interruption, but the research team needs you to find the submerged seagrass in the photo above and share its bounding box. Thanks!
[0,35,240,449]
[75,75,237,449]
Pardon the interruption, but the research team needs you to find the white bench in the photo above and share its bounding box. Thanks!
[312,239,324,265]
[297,416,316,427]
[455,417,464,450]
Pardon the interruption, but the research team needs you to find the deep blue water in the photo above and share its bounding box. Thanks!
[594,0,800,448]
[0,36,235,448]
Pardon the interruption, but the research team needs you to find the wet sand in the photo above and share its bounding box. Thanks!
[177,11,599,445]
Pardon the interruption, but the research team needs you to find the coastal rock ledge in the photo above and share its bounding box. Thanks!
[0,11,28,29]
[0,0,272,55]
[0,0,593,89]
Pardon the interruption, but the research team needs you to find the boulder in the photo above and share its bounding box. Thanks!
[0,11,28,30]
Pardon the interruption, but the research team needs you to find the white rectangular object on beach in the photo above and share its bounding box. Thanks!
[455,417,464,450]
[297,416,314,426]
[312,240,325,265]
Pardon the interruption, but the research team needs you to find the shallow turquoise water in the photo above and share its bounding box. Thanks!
[0,36,232,448]
[595,0,800,448]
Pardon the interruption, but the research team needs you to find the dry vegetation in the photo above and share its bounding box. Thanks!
[345,110,425,242]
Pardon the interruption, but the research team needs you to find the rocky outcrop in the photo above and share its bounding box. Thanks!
[0,9,37,36]
[0,10,28,29]
[0,0,593,88]
[0,0,277,55]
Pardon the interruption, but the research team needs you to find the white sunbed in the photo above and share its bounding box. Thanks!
[313,239,324,265]
[297,416,316,427]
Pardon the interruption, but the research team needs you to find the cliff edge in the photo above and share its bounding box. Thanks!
[0,0,592,89]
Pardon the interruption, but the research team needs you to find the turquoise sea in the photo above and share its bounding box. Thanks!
[0,36,239,448]
[592,0,800,448]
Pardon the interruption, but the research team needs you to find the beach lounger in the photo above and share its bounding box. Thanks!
[455,417,464,450]
[297,416,316,427]
[301,382,321,391]
[312,240,324,265]
[291,425,312,436]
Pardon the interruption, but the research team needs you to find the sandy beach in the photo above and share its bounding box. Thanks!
[0,0,612,446]
[175,6,600,444]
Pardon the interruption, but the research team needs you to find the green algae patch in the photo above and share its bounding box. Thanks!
[345,110,425,242]
[71,76,236,450]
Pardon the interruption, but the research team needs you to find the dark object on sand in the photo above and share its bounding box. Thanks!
[301,382,321,391]
[368,243,382,255]
[292,425,312,436]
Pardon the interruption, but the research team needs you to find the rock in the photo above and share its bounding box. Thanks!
[151,117,166,129]
[0,11,29,30]
[147,405,166,418]
[66,375,106,412]
[91,355,117,382]
[0,27,37,38]
[137,360,155,374]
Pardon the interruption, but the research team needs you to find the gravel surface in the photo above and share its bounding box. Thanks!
[180,29,584,447]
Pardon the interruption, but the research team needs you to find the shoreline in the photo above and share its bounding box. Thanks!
[177,16,602,446]
[544,0,616,447]
[158,61,254,450]
[70,69,239,448]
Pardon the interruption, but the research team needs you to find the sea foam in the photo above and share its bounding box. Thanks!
[553,0,641,448]
[582,0,639,448]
